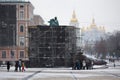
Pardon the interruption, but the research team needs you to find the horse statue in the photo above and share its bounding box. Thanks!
[48,17,59,27]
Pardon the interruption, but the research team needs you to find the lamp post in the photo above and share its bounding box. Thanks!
[113,52,115,67]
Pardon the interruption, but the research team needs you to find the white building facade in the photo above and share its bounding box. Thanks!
[81,18,106,54]
[69,10,81,50]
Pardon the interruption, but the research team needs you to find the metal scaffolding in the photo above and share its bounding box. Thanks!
[27,25,76,67]
[0,4,16,47]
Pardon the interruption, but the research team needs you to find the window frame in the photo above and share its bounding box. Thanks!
[19,37,25,46]
[2,51,6,58]
[20,25,24,32]
[19,50,24,58]
[19,10,24,20]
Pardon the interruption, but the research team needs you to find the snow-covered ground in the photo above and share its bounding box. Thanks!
[0,61,120,80]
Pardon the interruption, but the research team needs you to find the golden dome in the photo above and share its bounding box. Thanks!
[70,10,78,22]
[90,18,96,28]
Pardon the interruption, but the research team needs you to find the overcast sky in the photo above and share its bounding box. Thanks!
[29,0,120,32]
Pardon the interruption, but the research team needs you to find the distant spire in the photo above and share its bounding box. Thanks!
[90,17,96,28]
[70,10,78,22]
[72,10,76,19]
[92,17,95,24]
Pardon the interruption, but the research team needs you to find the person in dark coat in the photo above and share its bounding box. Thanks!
[75,60,80,70]
[18,59,22,72]
[15,61,19,72]
[86,59,89,70]
[7,61,10,72]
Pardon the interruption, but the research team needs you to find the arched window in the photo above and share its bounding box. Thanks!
[20,25,24,32]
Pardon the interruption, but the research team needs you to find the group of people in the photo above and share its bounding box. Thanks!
[72,59,94,70]
[7,59,25,72]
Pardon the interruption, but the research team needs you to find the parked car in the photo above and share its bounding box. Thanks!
[83,54,107,65]
[0,64,7,67]
[93,59,107,65]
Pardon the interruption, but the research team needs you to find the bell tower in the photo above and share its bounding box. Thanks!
[69,10,79,27]
[69,10,81,50]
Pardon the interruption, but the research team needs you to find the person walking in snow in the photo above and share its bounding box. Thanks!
[7,61,10,72]
[15,61,19,72]
[22,61,25,72]
[82,60,86,70]
[18,59,22,72]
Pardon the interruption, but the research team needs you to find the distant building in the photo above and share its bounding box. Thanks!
[33,15,44,26]
[0,0,44,64]
[81,18,106,54]
[69,10,81,50]
[28,25,76,67]
[82,18,106,42]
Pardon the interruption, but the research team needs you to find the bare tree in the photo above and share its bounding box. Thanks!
[94,38,107,58]
[94,31,120,59]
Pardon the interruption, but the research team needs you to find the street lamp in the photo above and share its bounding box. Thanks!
[113,52,116,67]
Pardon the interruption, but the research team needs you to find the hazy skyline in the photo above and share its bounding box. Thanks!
[29,0,120,32]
